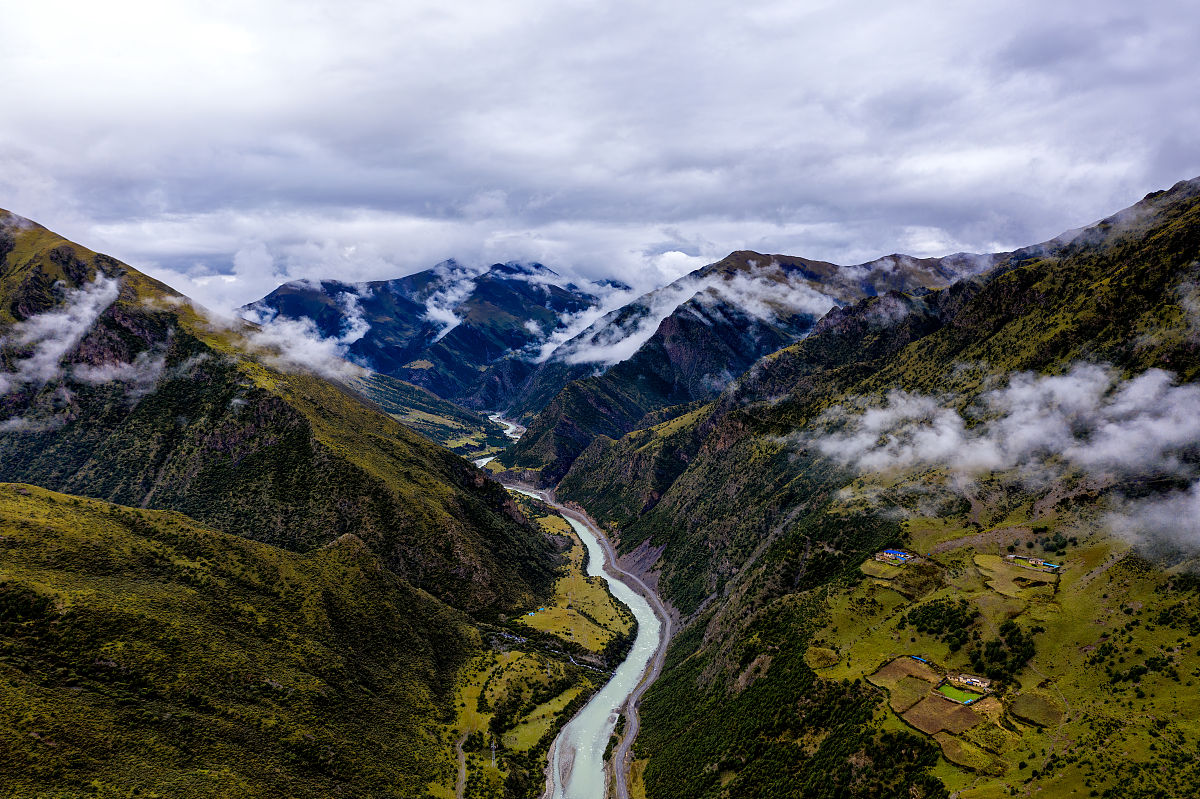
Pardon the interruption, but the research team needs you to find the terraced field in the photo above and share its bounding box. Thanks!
[808,491,1200,797]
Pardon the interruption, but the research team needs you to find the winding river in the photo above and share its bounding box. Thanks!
[478,414,671,799]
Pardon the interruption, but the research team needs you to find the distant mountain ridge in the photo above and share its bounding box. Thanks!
[246,259,615,403]
[250,244,1005,487]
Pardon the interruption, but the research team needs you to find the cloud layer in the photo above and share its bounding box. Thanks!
[550,262,839,366]
[2,1,1197,311]
[812,364,1200,548]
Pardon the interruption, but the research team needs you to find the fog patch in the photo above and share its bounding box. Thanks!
[809,362,1200,550]
[815,364,1200,479]
[863,293,912,326]
[0,275,121,396]
[335,288,371,345]
[423,260,487,343]
[244,316,366,380]
[72,350,168,398]
[1177,280,1200,338]
[549,261,838,367]
[1108,483,1200,553]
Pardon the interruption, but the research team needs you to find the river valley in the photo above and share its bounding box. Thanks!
[488,417,671,799]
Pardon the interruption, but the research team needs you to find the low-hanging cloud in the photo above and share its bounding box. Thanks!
[815,364,1200,478]
[1108,483,1200,553]
[549,262,840,367]
[239,308,367,381]
[809,362,1200,548]
[71,349,168,398]
[0,274,121,396]
[422,260,488,343]
[333,288,371,345]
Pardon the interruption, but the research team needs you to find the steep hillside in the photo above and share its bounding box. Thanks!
[0,209,555,614]
[557,178,1200,797]
[500,249,1002,485]
[346,371,511,459]
[0,483,476,798]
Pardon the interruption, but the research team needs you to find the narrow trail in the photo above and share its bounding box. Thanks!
[455,733,467,799]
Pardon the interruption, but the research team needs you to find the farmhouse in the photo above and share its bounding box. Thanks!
[876,549,917,565]
[949,673,992,691]
[1005,554,1062,573]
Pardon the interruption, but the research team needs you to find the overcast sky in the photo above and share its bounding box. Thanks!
[3,0,1198,311]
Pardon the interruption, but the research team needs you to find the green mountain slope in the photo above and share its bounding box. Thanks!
[0,209,554,614]
[557,178,1200,797]
[346,371,511,458]
[0,210,579,797]
[0,483,475,798]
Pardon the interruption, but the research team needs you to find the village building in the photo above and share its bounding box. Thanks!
[948,673,992,691]
[875,548,916,565]
[1005,553,1062,572]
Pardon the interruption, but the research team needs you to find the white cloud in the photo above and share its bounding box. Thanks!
[335,288,370,345]
[814,364,1200,480]
[422,260,488,343]
[71,350,167,397]
[811,364,1200,549]
[2,1,1197,313]
[243,315,366,380]
[0,274,120,395]
[1108,482,1200,551]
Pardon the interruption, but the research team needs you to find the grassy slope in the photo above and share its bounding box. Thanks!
[0,483,476,798]
[0,208,555,614]
[555,179,1200,797]
[809,488,1200,797]
[348,372,511,458]
[0,211,568,795]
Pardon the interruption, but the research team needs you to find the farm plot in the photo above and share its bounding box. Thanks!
[890,676,936,713]
[937,683,984,704]
[868,656,941,688]
[974,554,1055,600]
[902,694,984,735]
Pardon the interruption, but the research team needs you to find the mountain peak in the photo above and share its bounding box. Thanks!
[487,261,560,279]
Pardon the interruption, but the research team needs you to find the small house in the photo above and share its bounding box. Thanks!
[950,673,992,691]
[876,549,916,565]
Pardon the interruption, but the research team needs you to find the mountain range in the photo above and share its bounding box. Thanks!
[4,175,1200,798]
[0,210,570,796]
[252,245,1005,485]
[554,177,1200,798]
